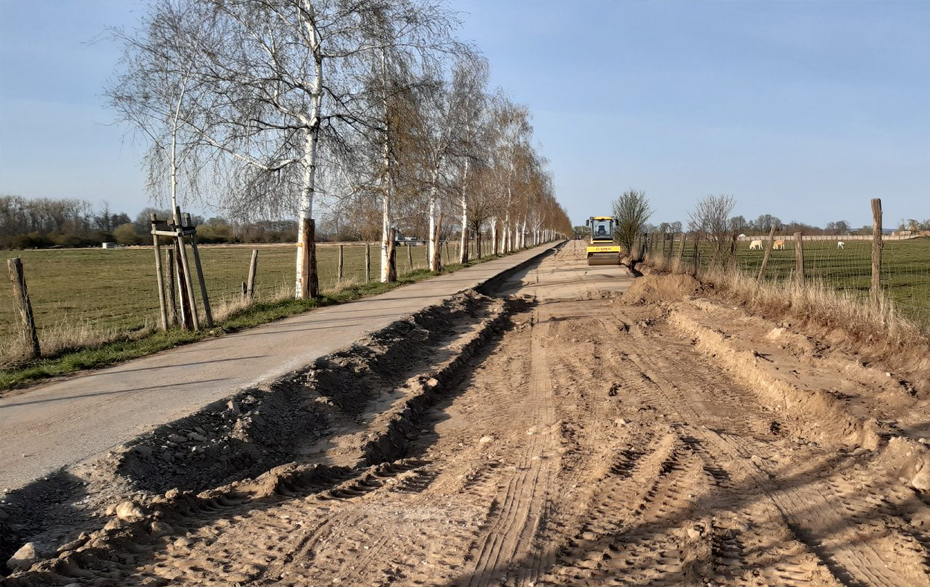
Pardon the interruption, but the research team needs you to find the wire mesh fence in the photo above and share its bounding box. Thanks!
[1,239,490,363]
[645,232,930,331]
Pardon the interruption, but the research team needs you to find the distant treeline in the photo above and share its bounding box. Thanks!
[0,195,301,249]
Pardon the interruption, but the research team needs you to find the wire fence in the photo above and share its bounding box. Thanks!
[1,239,493,364]
[644,231,930,331]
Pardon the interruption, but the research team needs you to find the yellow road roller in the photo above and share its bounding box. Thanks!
[585,216,623,265]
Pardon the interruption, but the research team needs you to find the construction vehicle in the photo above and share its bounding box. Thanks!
[585,216,623,265]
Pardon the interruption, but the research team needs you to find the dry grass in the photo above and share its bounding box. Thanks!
[0,317,156,370]
[643,257,930,396]
[689,266,925,349]
[210,281,297,324]
[643,236,928,344]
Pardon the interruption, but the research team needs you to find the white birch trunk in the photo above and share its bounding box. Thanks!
[427,177,441,272]
[459,165,468,264]
[295,128,317,297]
[380,189,392,282]
[501,213,510,254]
[378,46,394,283]
[379,128,393,282]
[294,3,322,298]
[490,217,498,256]
[167,72,188,214]
[169,124,178,214]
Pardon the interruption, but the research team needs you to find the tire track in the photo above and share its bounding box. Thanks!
[463,307,558,587]
[587,305,857,585]
[541,432,705,586]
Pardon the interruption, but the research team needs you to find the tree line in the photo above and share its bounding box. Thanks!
[106,0,572,298]
[0,196,303,249]
[1,193,516,249]
[576,211,876,242]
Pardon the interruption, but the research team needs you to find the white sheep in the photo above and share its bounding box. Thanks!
[837,241,845,249]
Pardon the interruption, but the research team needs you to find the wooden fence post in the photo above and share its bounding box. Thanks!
[246,249,258,300]
[676,233,686,272]
[692,237,700,276]
[871,198,883,307]
[7,257,40,359]
[337,244,344,282]
[407,242,413,272]
[365,243,371,283]
[188,232,213,328]
[757,226,777,281]
[300,218,311,299]
[176,232,200,331]
[151,215,168,331]
[388,229,398,282]
[165,249,177,326]
[794,232,804,287]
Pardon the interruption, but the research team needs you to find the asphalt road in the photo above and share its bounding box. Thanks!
[0,244,560,493]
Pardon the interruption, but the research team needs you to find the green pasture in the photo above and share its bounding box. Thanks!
[1,241,466,350]
[666,236,930,328]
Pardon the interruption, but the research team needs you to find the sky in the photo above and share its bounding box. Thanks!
[1,0,928,230]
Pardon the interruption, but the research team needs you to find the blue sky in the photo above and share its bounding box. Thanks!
[1,0,928,229]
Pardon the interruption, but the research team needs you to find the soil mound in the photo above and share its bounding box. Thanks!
[621,273,703,305]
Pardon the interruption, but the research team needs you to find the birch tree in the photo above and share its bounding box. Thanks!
[187,0,361,299]
[446,67,491,264]
[348,1,467,282]
[110,0,463,296]
[487,94,532,255]
[106,0,218,214]
[413,54,486,272]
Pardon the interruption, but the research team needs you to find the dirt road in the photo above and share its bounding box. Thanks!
[6,239,930,586]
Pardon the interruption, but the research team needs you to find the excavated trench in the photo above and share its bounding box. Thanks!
[0,290,521,580]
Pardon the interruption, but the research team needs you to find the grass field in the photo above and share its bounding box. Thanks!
[667,236,930,329]
[1,241,471,363]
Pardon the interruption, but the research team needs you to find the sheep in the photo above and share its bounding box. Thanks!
[773,239,786,250]
[749,240,763,250]
[837,241,845,249]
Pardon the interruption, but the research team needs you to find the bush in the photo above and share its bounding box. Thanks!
[113,223,145,245]
[16,232,53,249]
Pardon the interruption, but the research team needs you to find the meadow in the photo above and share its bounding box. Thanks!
[671,236,930,329]
[1,241,468,363]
